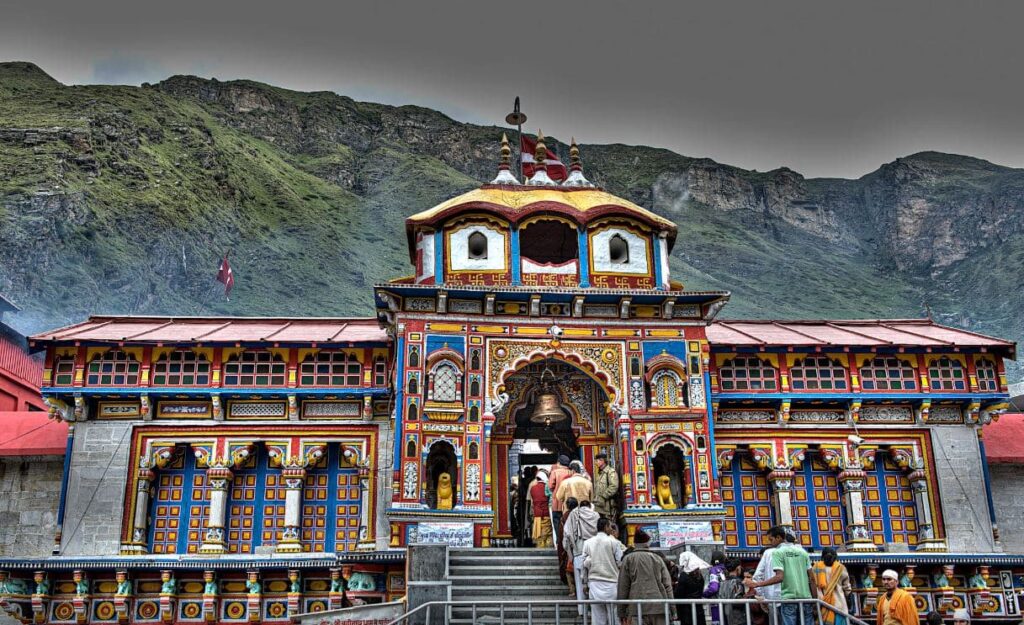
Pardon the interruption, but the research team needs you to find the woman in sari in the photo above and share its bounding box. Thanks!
[814,547,852,625]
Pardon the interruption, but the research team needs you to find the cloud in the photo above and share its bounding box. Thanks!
[90,54,167,85]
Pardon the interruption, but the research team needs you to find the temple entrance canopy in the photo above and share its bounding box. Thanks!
[491,358,617,542]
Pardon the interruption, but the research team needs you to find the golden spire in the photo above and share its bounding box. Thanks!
[569,137,581,171]
[563,136,595,187]
[534,130,548,172]
[490,132,520,185]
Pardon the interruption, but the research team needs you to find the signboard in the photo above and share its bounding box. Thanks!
[298,601,405,625]
[411,522,474,547]
[658,521,714,548]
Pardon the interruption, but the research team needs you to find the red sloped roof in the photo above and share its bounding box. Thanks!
[31,316,389,345]
[982,413,1024,464]
[707,319,1015,356]
[0,411,68,456]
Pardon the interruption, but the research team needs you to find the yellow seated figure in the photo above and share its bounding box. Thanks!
[437,473,454,510]
[656,475,676,510]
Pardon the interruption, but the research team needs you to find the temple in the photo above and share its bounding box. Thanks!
[0,133,1020,622]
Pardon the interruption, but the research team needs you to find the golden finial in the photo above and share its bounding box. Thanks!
[534,130,547,171]
[499,133,511,170]
[570,138,581,171]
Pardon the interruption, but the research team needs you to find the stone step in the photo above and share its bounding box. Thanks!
[449,566,561,576]
[448,605,584,623]
[450,554,558,565]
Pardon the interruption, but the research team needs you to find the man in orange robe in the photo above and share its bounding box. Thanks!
[876,569,918,625]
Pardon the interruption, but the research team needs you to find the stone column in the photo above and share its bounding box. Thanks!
[199,468,233,554]
[125,468,156,554]
[767,470,795,531]
[838,469,873,551]
[277,468,306,554]
[909,469,947,551]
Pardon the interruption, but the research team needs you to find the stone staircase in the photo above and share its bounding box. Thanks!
[447,547,581,624]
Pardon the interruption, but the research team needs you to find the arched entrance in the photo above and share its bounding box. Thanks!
[490,358,618,545]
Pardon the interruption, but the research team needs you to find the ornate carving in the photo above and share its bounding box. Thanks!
[402,462,419,499]
[858,405,914,423]
[717,409,775,423]
[688,375,706,408]
[929,405,963,424]
[789,410,845,423]
[465,464,481,500]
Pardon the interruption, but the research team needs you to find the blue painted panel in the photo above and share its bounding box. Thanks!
[393,335,405,472]
[426,334,465,355]
[652,233,663,291]
[577,228,590,288]
[434,230,444,285]
[510,228,522,286]
[642,341,688,363]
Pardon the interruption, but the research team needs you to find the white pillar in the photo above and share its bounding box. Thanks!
[768,470,795,530]
[277,469,305,554]
[199,468,233,554]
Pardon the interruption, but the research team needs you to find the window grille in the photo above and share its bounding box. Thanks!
[718,356,777,391]
[976,359,998,392]
[432,363,459,401]
[790,356,848,391]
[153,350,210,386]
[928,356,967,391]
[53,358,75,386]
[86,350,140,386]
[299,351,362,387]
[859,356,917,391]
[651,370,683,407]
[223,351,286,387]
[374,356,387,386]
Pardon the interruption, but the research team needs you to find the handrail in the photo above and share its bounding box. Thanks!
[386,597,870,625]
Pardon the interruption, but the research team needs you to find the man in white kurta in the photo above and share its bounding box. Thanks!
[582,518,625,625]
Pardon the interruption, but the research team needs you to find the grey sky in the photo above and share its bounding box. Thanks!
[3,0,1022,178]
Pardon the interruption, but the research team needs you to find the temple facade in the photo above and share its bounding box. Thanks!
[0,135,1021,622]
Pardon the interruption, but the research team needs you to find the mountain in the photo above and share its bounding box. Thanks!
[1,62,1021,378]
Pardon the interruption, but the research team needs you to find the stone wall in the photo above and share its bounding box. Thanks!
[930,427,997,552]
[59,421,132,556]
[0,456,62,556]
[990,463,1024,555]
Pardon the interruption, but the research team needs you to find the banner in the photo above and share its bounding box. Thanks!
[658,521,714,548]
[411,522,473,547]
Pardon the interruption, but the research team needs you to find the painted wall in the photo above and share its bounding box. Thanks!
[60,420,132,555]
[930,427,997,552]
[990,463,1024,555]
[0,456,62,556]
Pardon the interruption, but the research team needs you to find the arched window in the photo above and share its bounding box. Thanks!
[302,444,362,553]
[470,350,481,371]
[718,356,777,391]
[223,351,285,387]
[649,369,686,408]
[864,455,918,548]
[859,356,917,391]
[468,405,480,422]
[374,356,388,386]
[148,446,209,554]
[299,351,362,387]
[86,350,140,386]
[408,346,420,368]
[152,350,210,386]
[467,231,488,260]
[406,439,417,458]
[53,357,75,386]
[790,454,846,549]
[720,454,774,549]
[431,362,461,402]
[976,359,999,392]
[468,441,479,460]
[407,402,418,421]
[469,377,481,397]
[928,357,967,391]
[789,356,848,391]
[408,375,418,395]
[608,234,630,264]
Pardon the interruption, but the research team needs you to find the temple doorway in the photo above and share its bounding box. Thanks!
[491,358,617,546]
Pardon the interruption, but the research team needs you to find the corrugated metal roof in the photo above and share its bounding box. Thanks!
[31,316,388,345]
[708,319,1015,355]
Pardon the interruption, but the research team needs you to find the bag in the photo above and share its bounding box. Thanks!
[566,559,574,573]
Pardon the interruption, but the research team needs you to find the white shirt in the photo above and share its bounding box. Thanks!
[753,547,782,601]
[582,532,625,583]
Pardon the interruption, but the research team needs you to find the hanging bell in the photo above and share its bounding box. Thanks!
[530,389,566,426]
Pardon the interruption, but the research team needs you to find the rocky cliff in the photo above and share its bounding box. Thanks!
[1,62,1021,376]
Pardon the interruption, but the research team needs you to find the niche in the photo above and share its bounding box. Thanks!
[520,219,578,265]
[409,346,420,368]
[468,231,488,259]
[468,405,480,422]
[407,403,418,421]
[608,234,630,264]
[652,444,688,510]
[425,440,458,510]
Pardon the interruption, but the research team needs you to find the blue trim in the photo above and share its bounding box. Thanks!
[393,335,405,473]
[577,228,590,288]
[42,387,389,397]
[55,426,75,546]
[434,230,444,285]
[704,367,719,485]
[978,435,998,527]
[652,233,663,291]
[0,552,405,570]
[510,227,522,286]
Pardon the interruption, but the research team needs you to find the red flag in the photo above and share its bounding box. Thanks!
[520,135,567,182]
[216,254,234,297]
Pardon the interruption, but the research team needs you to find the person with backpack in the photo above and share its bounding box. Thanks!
[718,559,746,625]
[703,551,728,625]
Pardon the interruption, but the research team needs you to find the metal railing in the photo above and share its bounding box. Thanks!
[387,597,870,625]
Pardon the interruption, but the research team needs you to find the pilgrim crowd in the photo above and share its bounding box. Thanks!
[511,455,976,625]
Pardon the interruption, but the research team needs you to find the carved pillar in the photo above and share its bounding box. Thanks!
[286,570,302,618]
[126,468,156,554]
[201,571,217,624]
[245,571,261,623]
[72,570,89,625]
[892,447,947,551]
[199,467,234,554]
[767,469,795,530]
[860,565,879,616]
[328,568,344,610]
[113,571,132,624]
[158,571,175,625]
[822,446,872,551]
[278,467,306,553]
[31,571,49,625]
[933,565,955,613]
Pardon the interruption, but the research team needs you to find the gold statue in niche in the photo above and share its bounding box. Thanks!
[656,474,676,509]
[437,473,454,510]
